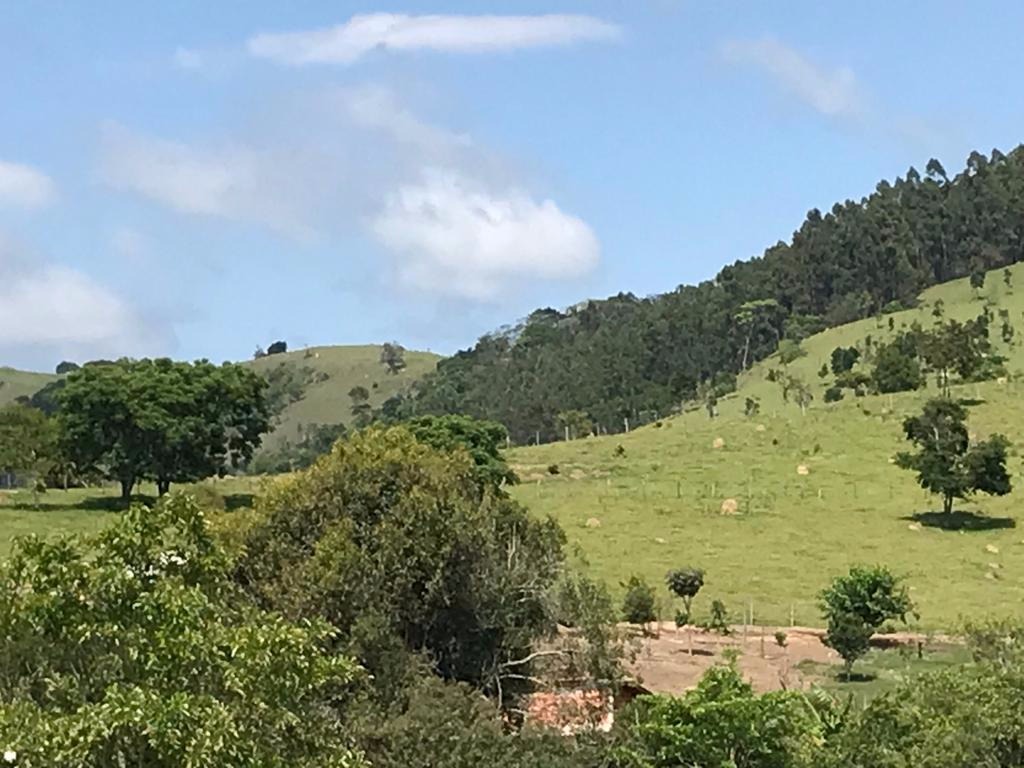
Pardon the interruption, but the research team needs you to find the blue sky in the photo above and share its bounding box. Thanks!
[3,1,1024,371]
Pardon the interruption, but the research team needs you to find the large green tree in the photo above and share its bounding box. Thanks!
[895,398,1012,514]
[236,427,600,708]
[58,359,270,499]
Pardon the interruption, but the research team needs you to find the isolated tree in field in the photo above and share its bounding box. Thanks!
[348,385,373,428]
[919,316,995,396]
[55,360,79,375]
[666,567,703,626]
[58,359,270,499]
[871,342,923,394]
[820,565,913,678]
[380,342,407,375]
[895,398,1011,515]
[622,575,657,631]
[830,346,860,375]
[267,340,288,355]
[780,374,813,415]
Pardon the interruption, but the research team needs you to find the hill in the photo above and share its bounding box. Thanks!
[0,345,441,454]
[411,147,1024,443]
[247,344,440,451]
[0,367,58,406]
[507,263,1024,630]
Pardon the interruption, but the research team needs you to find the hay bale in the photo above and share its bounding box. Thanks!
[998,376,1008,385]
[720,498,739,515]
[907,523,922,531]
[755,424,767,432]
[585,517,601,529]
[986,544,1000,554]
[985,571,997,580]
[712,437,725,450]
[654,537,667,545]
[988,562,1001,570]
[796,464,810,476]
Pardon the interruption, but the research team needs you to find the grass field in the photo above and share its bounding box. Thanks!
[508,264,1024,629]
[0,476,265,557]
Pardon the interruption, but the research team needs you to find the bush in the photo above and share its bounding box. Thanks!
[778,339,806,365]
[665,567,704,625]
[823,612,874,678]
[872,343,923,393]
[621,575,657,628]
[824,386,844,403]
[703,599,731,635]
[547,464,561,475]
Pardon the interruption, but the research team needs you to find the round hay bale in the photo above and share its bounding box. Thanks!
[654,537,667,545]
[907,523,922,531]
[988,562,1001,570]
[585,517,601,529]
[998,376,1008,385]
[712,437,725,450]
[755,424,767,432]
[986,544,1000,554]
[720,498,739,515]
[796,464,810,476]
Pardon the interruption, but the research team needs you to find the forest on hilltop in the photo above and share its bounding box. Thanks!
[408,147,1024,443]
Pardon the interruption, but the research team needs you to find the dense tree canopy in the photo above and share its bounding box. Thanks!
[236,427,601,707]
[58,359,270,498]
[406,147,1024,442]
[0,496,365,767]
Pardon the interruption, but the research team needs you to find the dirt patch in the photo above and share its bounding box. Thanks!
[627,624,954,694]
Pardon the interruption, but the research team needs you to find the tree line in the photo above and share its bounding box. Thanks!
[404,147,1024,443]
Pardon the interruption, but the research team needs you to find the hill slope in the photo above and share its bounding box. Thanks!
[248,345,439,451]
[508,264,1024,629]
[0,368,58,406]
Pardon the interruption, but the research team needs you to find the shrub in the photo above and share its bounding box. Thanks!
[665,567,704,625]
[621,576,657,629]
[824,386,844,403]
[704,600,731,635]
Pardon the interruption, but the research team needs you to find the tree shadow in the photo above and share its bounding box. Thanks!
[223,493,256,511]
[837,671,877,683]
[903,510,1016,531]
[957,398,987,408]
[0,494,146,513]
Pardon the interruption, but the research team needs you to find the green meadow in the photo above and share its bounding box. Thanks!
[507,265,1024,629]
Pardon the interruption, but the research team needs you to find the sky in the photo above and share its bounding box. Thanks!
[3,1,1024,371]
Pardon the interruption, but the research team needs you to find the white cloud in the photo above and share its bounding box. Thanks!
[342,85,471,153]
[371,169,599,300]
[99,123,316,239]
[248,13,620,65]
[0,159,56,209]
[173,46,204,70]
[721,37,865,119]
[0,236,165,361]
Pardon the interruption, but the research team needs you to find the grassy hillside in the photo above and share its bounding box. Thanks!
[0,346,440,453]
[508,263,1024,629]
[0,367,57,406]
[245,345,440,451]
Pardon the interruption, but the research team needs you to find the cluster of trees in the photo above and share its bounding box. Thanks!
[0,359,271,498]
[403,147,1024,442]
[820,308,1008,402]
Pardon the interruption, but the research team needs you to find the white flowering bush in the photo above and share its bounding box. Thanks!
[0,495,365,767]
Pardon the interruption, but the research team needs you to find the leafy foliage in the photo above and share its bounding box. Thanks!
[819,566,913,631]
[611,664,828,768]
[58,359,270,498]
[665,567,704,625]
[236,427,575,705]
[404,414,517,491]
[621,575,657,628]
[380,342,407,376]
[896,398,1012,514]
[0,495,365,767]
